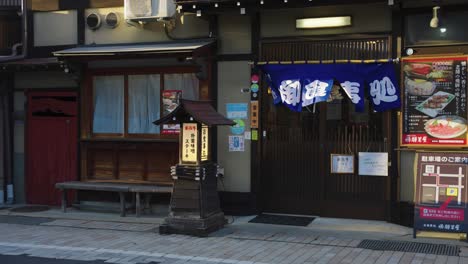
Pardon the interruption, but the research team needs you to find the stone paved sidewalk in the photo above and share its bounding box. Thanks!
[0,218,468,264]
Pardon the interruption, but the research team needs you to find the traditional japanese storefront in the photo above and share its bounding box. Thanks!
[53,41,215,206]
[175,0,401,221]
[4,0,217,208]
[257,58,400,220]
[253,4,400,221]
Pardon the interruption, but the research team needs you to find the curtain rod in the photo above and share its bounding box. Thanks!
[249,58,400,65]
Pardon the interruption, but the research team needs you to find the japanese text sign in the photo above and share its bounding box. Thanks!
[261,63,400,112]
[201,126,209,161]
[182,123,198,163]
[401,57,468,147]
[414,152,468,234]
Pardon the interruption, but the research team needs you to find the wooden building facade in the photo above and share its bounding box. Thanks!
[3,0,468,228]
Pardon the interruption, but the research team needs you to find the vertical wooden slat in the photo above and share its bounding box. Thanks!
[124,75,128,137]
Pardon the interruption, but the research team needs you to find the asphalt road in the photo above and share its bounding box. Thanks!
[0,255,159,264]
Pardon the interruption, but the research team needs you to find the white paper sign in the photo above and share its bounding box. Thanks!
[358,152,388,176]
[331,154,354,174]
[229,136,245,152]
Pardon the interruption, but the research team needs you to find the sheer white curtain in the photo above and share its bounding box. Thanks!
[93,76,124,133]
[128,74,161,134]
[164,73,199,100]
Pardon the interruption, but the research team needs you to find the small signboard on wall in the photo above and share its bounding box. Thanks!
[358,152,388,176]
[330,154,354,174]
[414,152,468,237]
[182,123,198,163]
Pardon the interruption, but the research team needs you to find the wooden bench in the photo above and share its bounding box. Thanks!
[55,181,173,217]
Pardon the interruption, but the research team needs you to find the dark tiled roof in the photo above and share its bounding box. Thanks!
[153,99,235,127]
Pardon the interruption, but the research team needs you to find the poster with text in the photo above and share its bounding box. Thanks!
[401,57,468,147]
[414,152,468,234]
[162,90,182,135]
[358,152,388,176]
[229,136,245,152]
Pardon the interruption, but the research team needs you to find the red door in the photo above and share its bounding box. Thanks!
[26,91,78,206]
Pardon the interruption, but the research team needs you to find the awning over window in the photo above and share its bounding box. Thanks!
[261,63,401,112]
[53,40,214,57]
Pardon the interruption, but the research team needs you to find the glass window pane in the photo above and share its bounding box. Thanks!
[405,11,468,47]
[93,75,124,133]
[164,73,199,100]
[128,74,161,134]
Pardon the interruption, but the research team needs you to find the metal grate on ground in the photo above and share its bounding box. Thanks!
[358,239,460,256]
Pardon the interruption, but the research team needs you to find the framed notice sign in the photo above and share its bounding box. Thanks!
[414,152,468,237]
[330,154,354,174]
[401,56,468,147]
[358,152,388,176]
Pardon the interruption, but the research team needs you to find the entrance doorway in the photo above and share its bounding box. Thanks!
[26,91,77,206]
[258,37,393,220]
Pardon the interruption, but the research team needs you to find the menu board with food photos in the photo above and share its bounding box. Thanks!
[401,57,468,147]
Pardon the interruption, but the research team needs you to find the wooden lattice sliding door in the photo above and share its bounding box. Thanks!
[259,37,393,220]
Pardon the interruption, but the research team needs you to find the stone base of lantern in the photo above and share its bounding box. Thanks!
[159,212,226,237]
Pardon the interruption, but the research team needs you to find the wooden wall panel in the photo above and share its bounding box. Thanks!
[82,141,177,184]
[147,146,178,184]
[89,0,123,8]
[30,0,123,10]
[0,17,20,53]
[260,37,390,62]
[118,150,145,181]
[31,0,59,11]
[88,149,115,180]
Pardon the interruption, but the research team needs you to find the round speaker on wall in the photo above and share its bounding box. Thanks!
[105,12,120,28]
[86,13,101,30]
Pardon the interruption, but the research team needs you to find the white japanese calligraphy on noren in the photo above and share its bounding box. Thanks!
[302,80,329,107]
[369,76,398,105]
[279,80,301,106]
[340,81,361,104]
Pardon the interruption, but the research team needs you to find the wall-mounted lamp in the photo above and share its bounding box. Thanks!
[405,48,414,56]
[296,16,352,29]
[430,6,440,28]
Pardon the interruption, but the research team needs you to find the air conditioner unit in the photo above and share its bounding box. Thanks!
[124,0,176,20]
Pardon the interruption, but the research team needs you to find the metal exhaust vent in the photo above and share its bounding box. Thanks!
[86,13,101,30]
[105,12,120,28]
